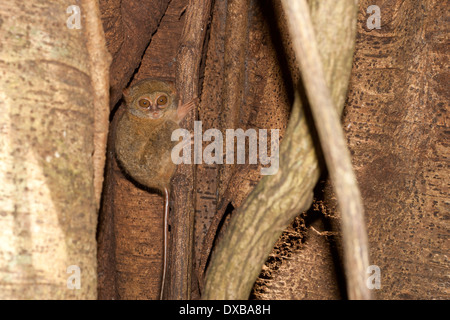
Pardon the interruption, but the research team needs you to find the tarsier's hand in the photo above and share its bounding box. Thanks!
[177,96,198,123]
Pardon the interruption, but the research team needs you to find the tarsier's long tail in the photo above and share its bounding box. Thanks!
[160,187,169,300]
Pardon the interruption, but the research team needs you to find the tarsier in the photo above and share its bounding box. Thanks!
[115,79,195,300]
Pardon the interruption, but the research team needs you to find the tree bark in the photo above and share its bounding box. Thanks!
[0,0,109,299]
[94,0,448,301]
[85,0,112,209]
[252,0,448,301]
[97,0,188,300]
[167,0,212,300]
[280,0,370,300]
[202,0,358,299]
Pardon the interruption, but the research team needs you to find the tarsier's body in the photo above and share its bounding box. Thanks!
[115,79,194,300]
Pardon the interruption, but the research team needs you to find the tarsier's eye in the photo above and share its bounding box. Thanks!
[138,99,150,108]
[157,95,168,106]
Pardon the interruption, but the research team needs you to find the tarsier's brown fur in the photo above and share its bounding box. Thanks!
[115,79,195,299]
[116,79,179,190]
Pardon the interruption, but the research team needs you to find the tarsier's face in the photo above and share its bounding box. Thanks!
[132,92,171,120]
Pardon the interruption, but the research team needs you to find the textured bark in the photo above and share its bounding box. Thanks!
[202,0,358,299]
[96,0,448,300]
[217,0,250,198]
[99,0,170,108]
[339,0,449,299]
[168,0,213,300]
[0,0,104,299]
[84,0,112,209]
[280,0,370,300]
[197,0,295,288]
[252,0,449,300]
[97,0,188,300]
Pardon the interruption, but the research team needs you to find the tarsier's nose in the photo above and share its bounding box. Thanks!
[150,104,159,112]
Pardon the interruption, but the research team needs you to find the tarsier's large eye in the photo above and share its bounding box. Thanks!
[157,95,168,106]
[138,99,150,108]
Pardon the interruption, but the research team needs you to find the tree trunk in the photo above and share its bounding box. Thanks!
[95,0,448,300]
[202,0,360,300]
[0,0,109,299]
[252,0,449,300]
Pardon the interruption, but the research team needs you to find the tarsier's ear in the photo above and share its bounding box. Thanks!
[123,87,130,98]
[165,81,176,93]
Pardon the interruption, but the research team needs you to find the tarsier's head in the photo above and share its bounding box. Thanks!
[123,79,177,120]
